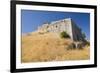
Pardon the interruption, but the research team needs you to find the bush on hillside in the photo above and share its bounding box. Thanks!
[60,31,70,38]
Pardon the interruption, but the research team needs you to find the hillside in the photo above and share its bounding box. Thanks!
[22,32,90,63]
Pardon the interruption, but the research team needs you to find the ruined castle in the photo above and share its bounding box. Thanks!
[38,18,85,41]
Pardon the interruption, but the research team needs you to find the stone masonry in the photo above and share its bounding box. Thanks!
[37,18,85,41]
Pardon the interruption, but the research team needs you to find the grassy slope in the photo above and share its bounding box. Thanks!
[22,32,90,63]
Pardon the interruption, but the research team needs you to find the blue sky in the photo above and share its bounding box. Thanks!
[21,10,90,40]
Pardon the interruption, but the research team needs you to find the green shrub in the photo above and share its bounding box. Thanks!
[85,41,90,46]
[66,43,76,50]
[60,31,70,38]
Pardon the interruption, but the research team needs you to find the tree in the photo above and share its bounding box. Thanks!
[82,32,86,39]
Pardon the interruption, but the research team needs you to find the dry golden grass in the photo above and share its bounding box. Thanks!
[21,32,90,63]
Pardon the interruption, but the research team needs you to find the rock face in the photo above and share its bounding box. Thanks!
[38,18,84,41]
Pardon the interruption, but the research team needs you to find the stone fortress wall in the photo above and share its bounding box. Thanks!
[37,18,85,41]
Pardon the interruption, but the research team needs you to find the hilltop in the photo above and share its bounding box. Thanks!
[21,31,90,63]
